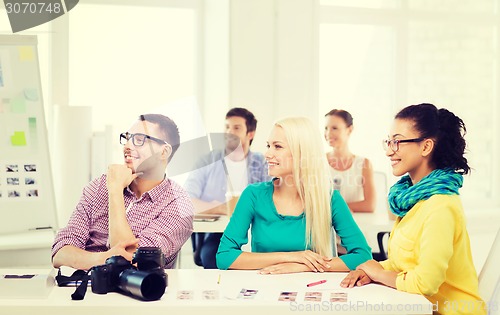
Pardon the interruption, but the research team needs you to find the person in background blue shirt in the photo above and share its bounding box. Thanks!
[216,116,371,273]
[184,107,270,268]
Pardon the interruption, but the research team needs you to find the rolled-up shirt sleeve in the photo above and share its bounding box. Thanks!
[51,176,103,258]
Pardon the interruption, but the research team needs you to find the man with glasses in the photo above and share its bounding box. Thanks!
[184,107,270,269]
[52,114,194,270]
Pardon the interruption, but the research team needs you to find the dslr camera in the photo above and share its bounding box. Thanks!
[91,247,167,301]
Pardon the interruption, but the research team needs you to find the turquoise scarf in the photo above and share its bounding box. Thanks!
[388,168,463,217]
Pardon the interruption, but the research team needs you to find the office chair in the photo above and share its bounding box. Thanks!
[371,171,391,261]
[372,231,390,261]
[191,233,205,266]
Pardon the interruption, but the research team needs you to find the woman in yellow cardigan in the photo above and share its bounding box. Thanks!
[341,103,486,315]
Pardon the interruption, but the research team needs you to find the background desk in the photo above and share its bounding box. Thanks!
[0,269,432,315]
[193,215,230,233]
[193,213,395,253]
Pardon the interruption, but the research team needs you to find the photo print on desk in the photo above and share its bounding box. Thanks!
[202,290,219,300]
[278,291,298,302]
[330,291,348,303]
[304,291,322,302]
[237,289,258,299]
[177,290,194,300]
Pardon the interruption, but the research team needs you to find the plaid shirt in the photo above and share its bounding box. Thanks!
[52,174,194,268]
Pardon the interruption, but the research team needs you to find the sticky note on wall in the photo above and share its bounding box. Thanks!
[19,46,34,61]
[11,131,27,146]
[11,96,26,113]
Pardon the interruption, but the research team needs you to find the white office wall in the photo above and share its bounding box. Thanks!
[229,0,319,154]
[68,3,197,156]
[202,0,230,132]
[319,23,395,176]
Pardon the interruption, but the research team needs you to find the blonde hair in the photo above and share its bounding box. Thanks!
[274,117,333,257]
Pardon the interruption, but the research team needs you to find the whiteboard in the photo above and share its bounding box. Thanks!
[0,35,58,234]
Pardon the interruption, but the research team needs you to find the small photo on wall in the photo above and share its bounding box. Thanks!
[26,189,38,197]
[25,177,36,185]
[6,164,18,172]
[8,190,20,198]
[7,178,19,185]
[24,164,37,172]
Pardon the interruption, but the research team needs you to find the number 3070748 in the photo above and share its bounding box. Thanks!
[5,2,62,14]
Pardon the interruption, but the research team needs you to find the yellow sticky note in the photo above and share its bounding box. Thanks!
[11,131,27,146]
[19,46,34,61]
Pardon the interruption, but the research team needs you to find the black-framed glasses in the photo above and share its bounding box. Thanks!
[119,132,168,147]
[382,138,425,152]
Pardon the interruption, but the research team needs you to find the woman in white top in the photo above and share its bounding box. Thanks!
[325,109,376,213]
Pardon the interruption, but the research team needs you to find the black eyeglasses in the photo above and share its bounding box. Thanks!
[119,132,168,147]
[382,138,425,152]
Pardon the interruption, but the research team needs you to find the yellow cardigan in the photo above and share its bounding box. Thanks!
[380,194,486,315]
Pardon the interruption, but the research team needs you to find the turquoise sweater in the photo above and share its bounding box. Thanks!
[216,181,372,270]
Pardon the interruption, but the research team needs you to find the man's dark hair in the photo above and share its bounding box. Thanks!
[139,114,180,162]
[225,107,257,145]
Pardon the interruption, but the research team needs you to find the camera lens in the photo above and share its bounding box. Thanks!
[118,269,166,301]
[133,247,165,271]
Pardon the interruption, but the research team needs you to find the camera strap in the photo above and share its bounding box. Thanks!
[55,269,91,300]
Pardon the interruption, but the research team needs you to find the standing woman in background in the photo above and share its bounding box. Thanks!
[324,109,376,213]
[341,103,486,315]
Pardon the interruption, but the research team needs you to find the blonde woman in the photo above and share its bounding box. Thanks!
[216,117,371,273]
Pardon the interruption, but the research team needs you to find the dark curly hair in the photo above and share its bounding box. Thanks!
[395,103,470,174]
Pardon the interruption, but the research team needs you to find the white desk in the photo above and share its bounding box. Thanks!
[193,215,230,233]
[193,213,395,252]
[0,230,55,267]
[0,269,432,315]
